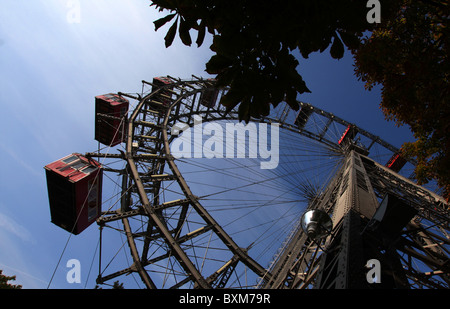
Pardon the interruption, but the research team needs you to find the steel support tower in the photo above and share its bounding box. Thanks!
[262,145,450,289]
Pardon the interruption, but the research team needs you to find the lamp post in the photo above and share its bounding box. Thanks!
[300,209,333,241]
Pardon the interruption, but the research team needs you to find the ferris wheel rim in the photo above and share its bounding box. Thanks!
[95,77,420,289]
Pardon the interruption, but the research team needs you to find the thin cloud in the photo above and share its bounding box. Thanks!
[0,263,49,288]
[0,143,41,179]
[0,212,35,244]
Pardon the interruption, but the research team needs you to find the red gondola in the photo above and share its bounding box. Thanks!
[338,124,357,145]
[151,76,174,107]
[44,153,103,234]
[385,152,407,173]
[95,93,129,147]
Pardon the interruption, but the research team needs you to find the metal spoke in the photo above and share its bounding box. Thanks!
[88,77,449,289]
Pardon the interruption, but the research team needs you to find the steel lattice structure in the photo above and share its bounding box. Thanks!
[85,77,449,289]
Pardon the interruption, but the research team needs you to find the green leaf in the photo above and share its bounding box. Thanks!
[337,30,361,50]
[292,73,311,94]
[251,93,270,118]
[270,83,285,106]
[330,33,344,59]
[196,21,206,47]
[154,13,176,31]
[164,16,178,48]
[285,88,299,111]
[215,65,238,88]
[319,35,332,53]
[220,88,243,109]
[210,35,239,58]
[238,98,251,123]
[151,0,177,11]
[205,55,233,74]
[179,17,192,46]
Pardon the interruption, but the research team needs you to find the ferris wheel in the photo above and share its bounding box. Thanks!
[45,76,449,289]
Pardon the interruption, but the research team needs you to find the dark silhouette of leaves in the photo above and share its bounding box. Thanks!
[330,33,345,59]
[353,0,450,199]
[150,0,450,197]
[151,0,375,122]
[153,13,176,31]
[0,270,22,289]
[179,17,192,46]
[164,16,178,48]
[196,20,206,47]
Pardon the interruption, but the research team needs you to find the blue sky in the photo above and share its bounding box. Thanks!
[0,1,414,288]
